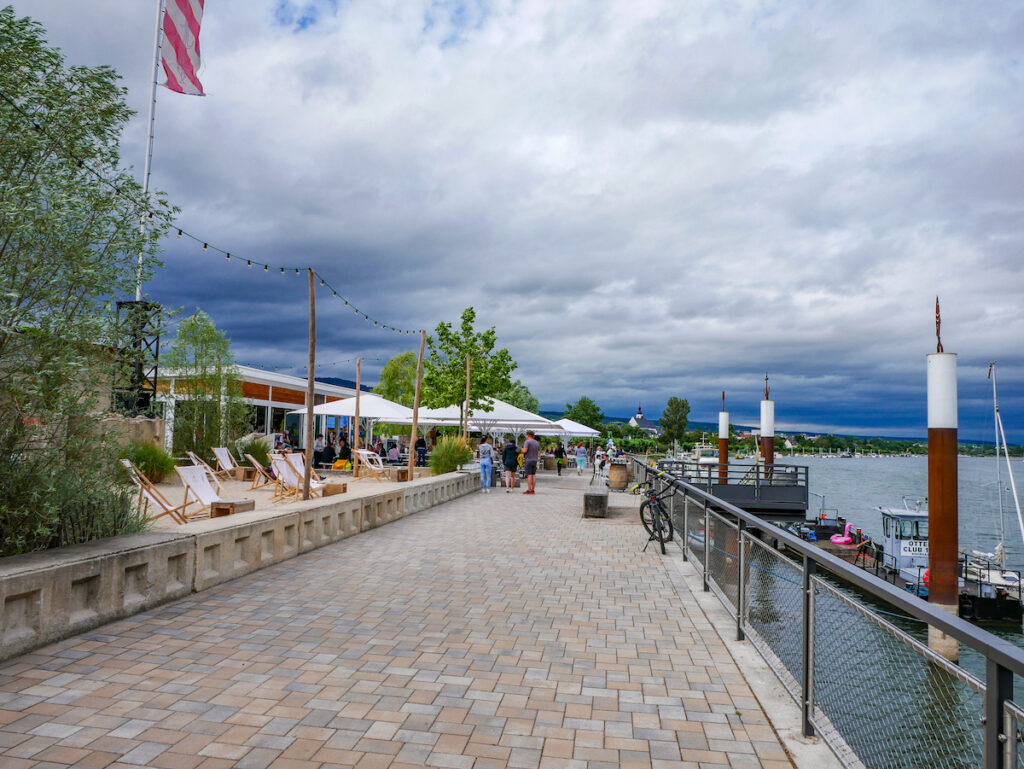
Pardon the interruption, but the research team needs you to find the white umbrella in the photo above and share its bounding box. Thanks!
[535,417,601,437]
[289,393,413,421]
[467,398,557,436]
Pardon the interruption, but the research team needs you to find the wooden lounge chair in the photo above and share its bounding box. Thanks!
[212,447,241,478]
[121,459,189,525]
[285,452,324,484]
[176,464,225,518]
[244,453,275,490]
[271,453,325,502]
[353,448,386,482]
[185,450,228,493]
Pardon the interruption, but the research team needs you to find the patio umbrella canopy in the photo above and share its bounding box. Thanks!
[553,418,601,437]
[466,398,557,435]
[289,393,413,421]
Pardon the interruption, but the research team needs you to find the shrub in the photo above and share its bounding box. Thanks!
[235,437,269,469]
[429,436,474,475]
[124,441,176,483]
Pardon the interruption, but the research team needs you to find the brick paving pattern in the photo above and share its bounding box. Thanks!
[0,476,794,768]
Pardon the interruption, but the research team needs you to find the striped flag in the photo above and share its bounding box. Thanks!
[161,0,206,96]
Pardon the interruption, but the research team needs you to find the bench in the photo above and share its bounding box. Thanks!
[583,487,609,518]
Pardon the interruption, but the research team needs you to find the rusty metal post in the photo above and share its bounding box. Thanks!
[927,350,959,662]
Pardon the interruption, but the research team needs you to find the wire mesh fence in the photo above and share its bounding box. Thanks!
[681,497,704,567]
[706,509,739,612]
[742,533,804,699]
[1005,701,1024,769]
[812,577,984,769]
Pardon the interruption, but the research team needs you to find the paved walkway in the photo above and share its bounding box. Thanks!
[0,474,794,769]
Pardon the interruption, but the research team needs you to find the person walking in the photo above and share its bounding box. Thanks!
[575,443,588,475]
[553,443,566,476]
[415,435,427,467]
[501,437,518,492]
[521,430,540,494]
[478,436,494,493]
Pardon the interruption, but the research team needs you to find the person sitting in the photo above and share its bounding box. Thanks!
[387,444,400,464]
[337,438,352,462]
[313,434,326,467]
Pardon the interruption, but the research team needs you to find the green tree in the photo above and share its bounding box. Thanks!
[162,311,248,457]
[422,307,516,425]
[0,9,174,556]
[501,379,539,413]
[564,396,604,431]
[373,351,417,407]
[659,397,690,444]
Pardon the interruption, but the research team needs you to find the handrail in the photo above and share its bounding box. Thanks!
[630,455,1024,676]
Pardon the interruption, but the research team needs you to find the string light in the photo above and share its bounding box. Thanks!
[0,84,423,336]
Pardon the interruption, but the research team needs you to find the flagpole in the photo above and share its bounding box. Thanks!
[136,0,165,301]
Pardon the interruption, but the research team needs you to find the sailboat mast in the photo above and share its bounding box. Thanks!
[990,362,1006,562]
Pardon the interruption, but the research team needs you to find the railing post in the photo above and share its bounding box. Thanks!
[986,658,1012,769]
[703,501,710,592]
[681,494,688,562]
[737,520,746,641]
[801,555,816,738]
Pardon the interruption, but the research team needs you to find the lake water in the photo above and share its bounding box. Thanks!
[797,454,1024,570]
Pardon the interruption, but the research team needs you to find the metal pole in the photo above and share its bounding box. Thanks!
[986,658,1012,769]
[354,358,361,476]
[302,269,316,500]
[136,0,165,301]
[801,555,816,738]
[703,501,710,592]
[737,520,746,641]
[407,330,425,479]
[681,496,688,562]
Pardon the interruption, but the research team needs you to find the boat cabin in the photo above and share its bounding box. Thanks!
[879,505,929,583]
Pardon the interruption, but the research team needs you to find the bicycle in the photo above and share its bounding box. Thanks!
[637,472,676,554]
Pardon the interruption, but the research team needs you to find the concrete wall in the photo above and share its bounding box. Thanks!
[0,472,477,663]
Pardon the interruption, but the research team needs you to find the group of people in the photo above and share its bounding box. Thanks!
[476,434,601,493]
[277,430,431,470]
[477,432,542,494]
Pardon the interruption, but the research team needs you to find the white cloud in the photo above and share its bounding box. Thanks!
[14,0,1024,438]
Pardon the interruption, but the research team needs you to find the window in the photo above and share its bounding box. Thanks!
[270,407,290,433]
[248,405,268,434]
[883,517,891,537]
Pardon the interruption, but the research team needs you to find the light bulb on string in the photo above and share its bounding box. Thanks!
[295,268,299,275]
[264,265,268,272]
[280,267,285,274]
[177,229,182,238]
[225,253,230,261]
[247,260,252,268]
[203,243,208,251]
[320,279,325,287]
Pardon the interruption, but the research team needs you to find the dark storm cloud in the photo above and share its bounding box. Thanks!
[15,0,1024,439]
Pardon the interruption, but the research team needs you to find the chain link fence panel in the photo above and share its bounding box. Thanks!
[742,533,804,699]
[706,509,739,612]
[812,577,984,769]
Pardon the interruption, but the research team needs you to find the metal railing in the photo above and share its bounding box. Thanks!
[657,458,809,513]
[632,457,1024,769]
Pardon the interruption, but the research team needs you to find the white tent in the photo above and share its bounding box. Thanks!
[536,417,601,438]
[288,393,413,421]
[466,398,557,436]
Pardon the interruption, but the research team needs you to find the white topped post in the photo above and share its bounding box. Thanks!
[718,392,729,485]
[760,375,775,467]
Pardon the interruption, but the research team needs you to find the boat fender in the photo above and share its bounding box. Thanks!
[923,568,930,587]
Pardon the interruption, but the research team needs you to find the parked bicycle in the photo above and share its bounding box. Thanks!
[636,472,676,554]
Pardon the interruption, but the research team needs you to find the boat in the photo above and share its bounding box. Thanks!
[778,364,1024,624]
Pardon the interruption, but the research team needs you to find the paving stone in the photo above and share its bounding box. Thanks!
[0,476,793,768]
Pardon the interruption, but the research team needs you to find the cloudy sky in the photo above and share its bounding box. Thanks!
[17,0,1024,439]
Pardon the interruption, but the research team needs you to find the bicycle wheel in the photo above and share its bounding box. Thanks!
[654,504,674,546]
[640,500,655,535]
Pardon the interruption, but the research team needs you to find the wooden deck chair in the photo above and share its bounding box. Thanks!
[244,453,275,490]
[176,464,224,518]
[186,450,226,493]
[353,448,386,482]
[212,447,240,477]
[272,453,325,502]
[121,459,189,525]
[286,452,324,484]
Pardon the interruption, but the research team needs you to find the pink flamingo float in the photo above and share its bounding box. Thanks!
[830,523,856,545]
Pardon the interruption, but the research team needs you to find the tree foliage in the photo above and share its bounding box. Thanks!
[564,396,604,431]
[162,311,248,457]
[659,397,690,444]
[0,10,173,555]
[501,379,539,413]
[373,351,418,407]
[422,307,516,421]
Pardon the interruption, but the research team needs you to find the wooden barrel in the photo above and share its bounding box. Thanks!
[608,462,628,491]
